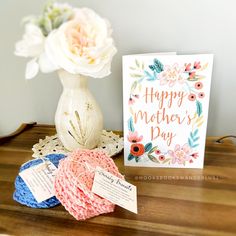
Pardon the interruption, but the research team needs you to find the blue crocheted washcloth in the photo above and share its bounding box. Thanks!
[13,154,66,208]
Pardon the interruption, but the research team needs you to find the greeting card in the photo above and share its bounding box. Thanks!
[123,54,213,168]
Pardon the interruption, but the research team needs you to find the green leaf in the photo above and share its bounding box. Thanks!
[135,59,140,68]
[145,142,152,152]
[148,146,158,154]
[135,156,139,162]
[130,74,143,78]
[43,16,52,35]
[138,83,142,92]
[192,144,199,148]
[187,78,198,81]
[144,70,152,77]
[193,129,198,136]
[188,138,193,147]
[196,101,202,117]
[154,59,164,72]
[52,16,62,28]
[149,65,155,71]
[193,136,199,142]
[128,153,135,161]
[190,132,194,139]
[128,117,135,132]
[188,129,199,148]
[131,81,138,91]
[148,154,159,163]
[149,59,164,74]
[162,158,171,164]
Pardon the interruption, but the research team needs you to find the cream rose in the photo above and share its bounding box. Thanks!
[44,8,117,78]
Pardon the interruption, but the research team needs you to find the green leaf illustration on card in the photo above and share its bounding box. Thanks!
[128,117,135,132]
[149,59,164,73]
[196,100,202,117]
[145,142,152,152]
[147,154,159,163]
[128,153,135,161]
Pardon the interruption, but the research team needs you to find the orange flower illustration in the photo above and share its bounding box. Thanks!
[130,143,145,156]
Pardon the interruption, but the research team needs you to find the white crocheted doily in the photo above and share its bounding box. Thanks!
[32,130,124,158]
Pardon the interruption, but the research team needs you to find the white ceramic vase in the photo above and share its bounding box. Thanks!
[55,70,103,151]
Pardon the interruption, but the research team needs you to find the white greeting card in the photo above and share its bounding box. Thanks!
[123,54,213,168]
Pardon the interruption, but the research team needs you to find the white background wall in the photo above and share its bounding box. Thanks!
[0,0,235,136]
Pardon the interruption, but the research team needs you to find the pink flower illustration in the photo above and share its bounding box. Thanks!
[195,82,203,90]
[188,72,196,79]
[191,153,199,159]
[155,149,161,155]
[188,93,196,101]
[159,63,185,87]
[128,98,135,105]
[159,155,165,161]
[194,61,201,69]
[168,144,191,164]
[185,63,191,71]
[127,131,143,143]
[198,92,205,98]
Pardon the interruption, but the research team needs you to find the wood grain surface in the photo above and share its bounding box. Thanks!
[0,124,236,236]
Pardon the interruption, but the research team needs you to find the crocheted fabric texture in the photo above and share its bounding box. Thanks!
[54,149,124,220]
[13,154,66,208]
[32,131,124,158]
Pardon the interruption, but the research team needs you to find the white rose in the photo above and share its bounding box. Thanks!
[44,8,117,78]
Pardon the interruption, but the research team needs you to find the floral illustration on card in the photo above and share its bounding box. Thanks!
[127,115,201,165]
[125,56,212,167]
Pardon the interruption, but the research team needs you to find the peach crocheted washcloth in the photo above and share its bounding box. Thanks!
[54,149,124,220]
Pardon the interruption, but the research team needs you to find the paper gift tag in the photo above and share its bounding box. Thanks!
[19,161,57,202]
[123,54,213,168]
[92,167,137,214]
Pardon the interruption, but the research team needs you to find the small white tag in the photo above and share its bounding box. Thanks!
[92,167,137,214]
[19,161,57,203]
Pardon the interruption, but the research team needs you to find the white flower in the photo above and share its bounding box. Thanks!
[15,23,44,58]
[15,7,117,79]
[15,23,44,79]
[44,8,117,78]
[15,23,58,79]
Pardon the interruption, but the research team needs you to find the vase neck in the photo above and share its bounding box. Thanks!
[58,70,88,89]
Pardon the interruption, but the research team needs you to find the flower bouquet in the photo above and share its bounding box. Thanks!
[15,1,117,150]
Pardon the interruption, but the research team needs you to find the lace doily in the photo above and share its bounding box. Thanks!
[32,130,124,158]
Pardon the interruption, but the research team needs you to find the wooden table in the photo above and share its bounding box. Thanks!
[0,124,236,236]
